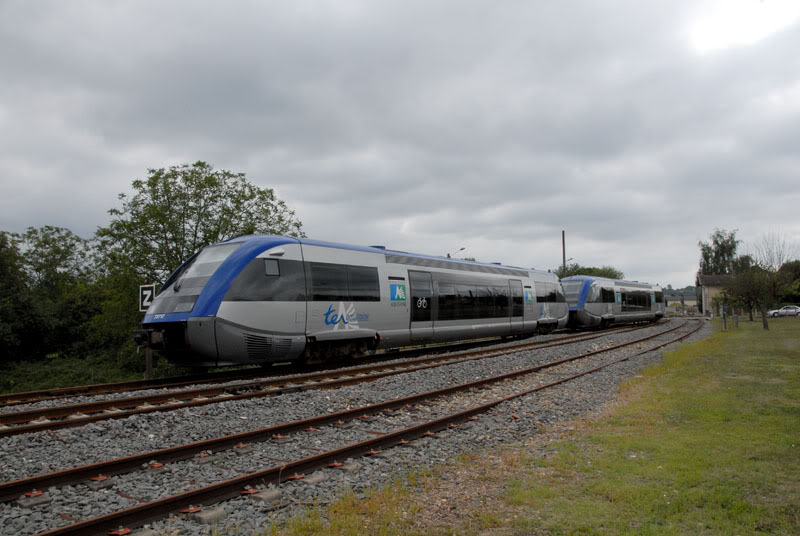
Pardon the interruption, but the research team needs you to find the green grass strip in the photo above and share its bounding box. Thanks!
[507,318,800,535]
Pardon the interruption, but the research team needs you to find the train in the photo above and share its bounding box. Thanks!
[137,235,570,367]
[561,275,665,328]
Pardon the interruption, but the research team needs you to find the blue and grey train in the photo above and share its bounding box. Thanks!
[138,235,569,367]
[560,275,665,329]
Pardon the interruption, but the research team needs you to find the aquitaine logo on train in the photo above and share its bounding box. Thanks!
[390,284,407,302]
[324,303,369,330]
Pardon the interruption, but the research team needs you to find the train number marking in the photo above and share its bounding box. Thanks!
[416,297,428,309]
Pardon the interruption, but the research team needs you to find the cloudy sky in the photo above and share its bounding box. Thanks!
[2,0,799,288]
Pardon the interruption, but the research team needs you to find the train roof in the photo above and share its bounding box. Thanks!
[221,234,555,279]
[561,275,661,290]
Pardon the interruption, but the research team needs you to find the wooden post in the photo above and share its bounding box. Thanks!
[145,347,153,380]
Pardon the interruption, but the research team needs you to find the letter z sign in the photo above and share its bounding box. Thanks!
[139,284,156,312]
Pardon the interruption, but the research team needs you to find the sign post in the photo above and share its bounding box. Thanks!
[139,284,156,379]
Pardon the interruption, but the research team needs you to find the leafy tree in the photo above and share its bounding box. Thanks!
[97,161,305,285]
[698,229,740,276]
[554,263,624,280]
[0,232,40,363]
[725,233,798,330]
[696,229,740,313]
[724,255,772,329]
[778,260,800,303]
[13,226,100,359]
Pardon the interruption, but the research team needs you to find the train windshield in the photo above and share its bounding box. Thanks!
[561,280,584,305]
[159,243,242,295]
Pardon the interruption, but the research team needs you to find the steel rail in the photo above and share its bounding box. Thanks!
[0,325,637,409]
[0,335,531,408]
[37,320,702,536]
[0,320,694,503]
[0,323,652,436]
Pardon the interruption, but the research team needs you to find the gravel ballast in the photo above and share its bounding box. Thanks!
[0,319,710,535]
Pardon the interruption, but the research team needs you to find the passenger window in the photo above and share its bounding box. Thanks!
[438,283,457,321]
[309,263,349,301]
[347,265,380,301]
[224,259,306,302]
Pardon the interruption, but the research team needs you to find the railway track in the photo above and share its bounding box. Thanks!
[0,325,639,409]
[1,320,703,535]
[0,324,649,437]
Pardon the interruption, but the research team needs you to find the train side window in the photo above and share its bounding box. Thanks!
[347,265,380,301]
[437,283,457,321]
[493,285,509,316]
[456,284,477,320]
[601,288,615,303]
[224,259,306,302]
[264,259,280,276]
[655,291,664,303]
[309,262,349,301]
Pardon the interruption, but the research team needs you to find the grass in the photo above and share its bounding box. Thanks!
[504,317,800,534]
[0,352,181,393]
[266,317,799,535]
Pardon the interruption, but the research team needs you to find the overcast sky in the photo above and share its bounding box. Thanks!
[2,0,799,288]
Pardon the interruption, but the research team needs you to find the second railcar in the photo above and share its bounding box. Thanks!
[561,275,664,328]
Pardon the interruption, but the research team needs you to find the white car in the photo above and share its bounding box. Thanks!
[768,305,800,317]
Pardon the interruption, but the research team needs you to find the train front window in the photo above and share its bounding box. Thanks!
[173,243,242,291]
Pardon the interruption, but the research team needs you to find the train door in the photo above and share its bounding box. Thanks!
[409,270,434,340]
[509,279,524,333]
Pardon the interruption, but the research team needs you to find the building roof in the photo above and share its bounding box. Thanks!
[698,274,734,286]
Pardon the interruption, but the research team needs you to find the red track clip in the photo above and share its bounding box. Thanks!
[90,475,108,482]
[334,420,345,425]
[328,462,343,468]
[149,463,164,469]
[287,473,304,480]
[469,416,480,421]
[396,440,409,446]
[234,443,248,449]
[180,506,201,514]
[383,408,393,413]
[448,424,458,429]
[24,489,43,497]
[271,434,287,440]
[365,449,381,456]
[108,529,131,536]
[360,414,371,419]
[197,452,210,458]
[240,489,260,495]
[304,427,320,432]
[423,431,436,437]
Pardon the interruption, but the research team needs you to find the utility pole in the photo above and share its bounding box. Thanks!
[562,230,566,275]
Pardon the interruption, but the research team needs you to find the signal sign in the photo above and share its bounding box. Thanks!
[139,284,156,312]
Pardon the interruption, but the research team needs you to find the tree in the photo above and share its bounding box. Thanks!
[698,229,740,276]
[696,229,740,313]
[554,263,624,280]
[725,233,799,330]
[96,161,305,285]
[0,232,40,363]
[13,226,99,359]
[777,260,800,303]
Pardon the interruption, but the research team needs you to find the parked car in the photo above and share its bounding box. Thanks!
[768,305,800,317]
